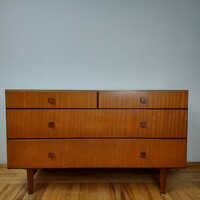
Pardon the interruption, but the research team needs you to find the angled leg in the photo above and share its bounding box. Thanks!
[160,168,167,194]
[27,169,36,194]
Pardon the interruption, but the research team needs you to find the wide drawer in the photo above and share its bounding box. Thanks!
[7,109,187,138]
[7,139,187,168]
[99,91,188,108]
[6,90,97,108]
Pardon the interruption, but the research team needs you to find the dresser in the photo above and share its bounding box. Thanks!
[6,90,188,194]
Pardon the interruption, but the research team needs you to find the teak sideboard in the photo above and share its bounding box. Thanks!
[6,90,188,194]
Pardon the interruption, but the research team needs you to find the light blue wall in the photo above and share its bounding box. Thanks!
[1,0,200,163]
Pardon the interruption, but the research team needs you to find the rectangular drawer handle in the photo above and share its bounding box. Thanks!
[48,152,56,159]
[140,97,147,104]
[48,97,56,104]
[140,121,147,128]
[48,122,55,128]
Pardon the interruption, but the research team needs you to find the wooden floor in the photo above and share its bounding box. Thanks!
[0,164,200,200]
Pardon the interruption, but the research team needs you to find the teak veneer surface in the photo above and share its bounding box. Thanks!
[6,90,188,108]
[7,109,187,138]
[6,90,97,108]
[7,139,186,168]
[99,91,188,108]
[5,89,188,194]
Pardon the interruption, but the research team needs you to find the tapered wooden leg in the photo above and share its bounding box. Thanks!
[160,168,167,194]
[27,169,35,194]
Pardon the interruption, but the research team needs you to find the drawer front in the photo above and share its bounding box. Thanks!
[7,139,187,168]
[99,91,188,108]
[7,109,187,138]
[6,90,97,108]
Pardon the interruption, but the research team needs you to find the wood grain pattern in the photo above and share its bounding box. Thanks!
[7,139,187,168]
[6,109,187,138]
[0,164,200,200]
[99,91,188,108]
[6,90,97,108]
[5,89,188,194]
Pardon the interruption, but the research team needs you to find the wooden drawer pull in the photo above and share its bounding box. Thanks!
[48,97,56,104]
[48,122,55,128]
[48,152,56,159]
[140,152,147,158]
[140,121,147,128]
[140,97,147,104]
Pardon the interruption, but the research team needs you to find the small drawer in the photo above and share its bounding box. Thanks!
[6,109,187,138]
[99,91,188,108]
[7,139,187,168]
[6,90,97,108]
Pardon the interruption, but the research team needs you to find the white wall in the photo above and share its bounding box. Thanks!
[0,0,200,163]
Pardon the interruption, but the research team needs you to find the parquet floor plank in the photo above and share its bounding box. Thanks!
[0,164,200,200]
